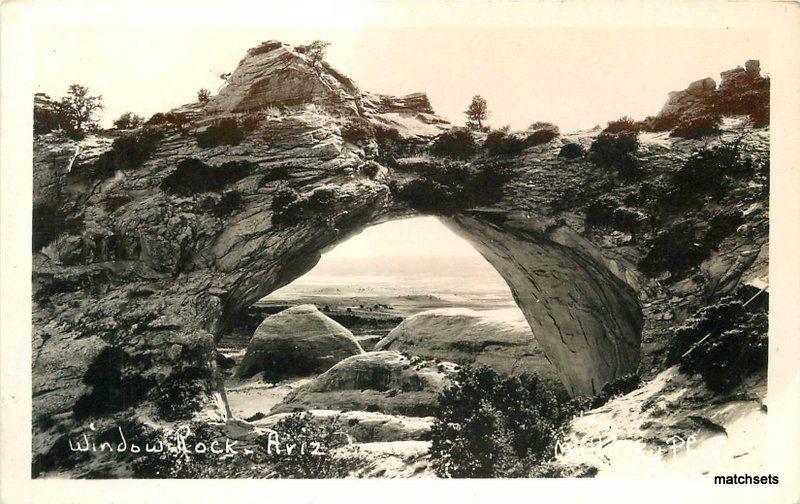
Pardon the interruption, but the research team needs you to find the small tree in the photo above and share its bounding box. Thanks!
[113,112,144,130]
[58,84,103,134]
[305,40,330,68]
[465,95,489,132]
[197,89,211,104]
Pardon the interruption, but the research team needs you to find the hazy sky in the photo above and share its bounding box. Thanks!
[32,4,769,263]
[35,25,768,132]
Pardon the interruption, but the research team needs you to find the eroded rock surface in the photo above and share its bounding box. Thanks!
[235,304,363,379]
[375,307,555,378]
[271,351,456,417]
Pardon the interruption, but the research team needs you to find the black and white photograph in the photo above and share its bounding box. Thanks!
[2,1,799,502]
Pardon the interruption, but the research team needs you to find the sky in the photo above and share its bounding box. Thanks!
[32,4,769,263]
[35,25,768,132]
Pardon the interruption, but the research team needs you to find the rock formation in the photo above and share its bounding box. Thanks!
[271,351,455,417]
[235,304,363,380]
[375,308,555,377]
[31,39,769,477]
[658,59,768,122]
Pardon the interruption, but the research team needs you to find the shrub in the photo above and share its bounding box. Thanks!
[359,161,381,179]
[160,158,253,195]
[196,118,243,148]
[638,211,741,277]
[584,196,646,232]
[429,366,585,478]
[240,114,261,132]
[589,131,639,177]
[32,201,82,251]
[264,412,358,478]
[340,120,373,144]
[33,94,63,135]
[590,374,641,408]
[638,114,679,133]
[484,130,527,157]
[151,367,209,421]
[374,125,404,161]
[89,129,164,179]
[671,298,767,393]
[670,114,721,139]
[146,112,189,131]
[270,187,338,226]
[211,190,244,217]
[718,76,770,125]
[197,88,211,104]
[113,112,144,130]
[558,142,585,159]
[430,129,477,159]
[130,422,254,478]
[525,127,559,146]
[391,162,510,215]
[639,221,707,277]
[603,116,639,133]
[672,139,752,198]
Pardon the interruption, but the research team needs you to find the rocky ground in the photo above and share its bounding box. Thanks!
[31,40,768,478]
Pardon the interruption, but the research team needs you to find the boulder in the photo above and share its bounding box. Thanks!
[375,308,556,378]
[235,305,364,380]
[659,77,717,120]
[271,351,456,417]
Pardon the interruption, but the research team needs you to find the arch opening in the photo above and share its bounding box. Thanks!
[217,216,558,420]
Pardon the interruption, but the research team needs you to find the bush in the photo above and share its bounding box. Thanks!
[590,374,641,408]
[211,190,244,217]
[197,89,211,104]
[525,127,559,146]
[638,114,679,133]
[558,142,585,159]
[484,130,527,157]
[32,201,82,251]
[113,112,144,130]
[671,298,767,393]
[589,131,639,177]
[584,196,647,232]
[340,120,373,144]
[240,114,261,132]
[429,366,585,478]
[160,158,253,195]
[89,129,164,179]
[270,186,338,226]
[359,161,381,179]
[718,76,770,125]
[263,412,359,478]
[196,118,243,148]
[146,112,189,132]
[670,115,721,139]
[151,367,209,421]
[391,162,510,216]
[430,129,477,159]
[603,116,639,133]
[672,139,753,198]
[639,211,741,277]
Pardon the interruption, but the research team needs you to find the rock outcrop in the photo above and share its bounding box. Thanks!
[31,41,769,477]
[235,304,363,379]
[657,59,769,122]
[375,308,556,377]
[271,351,456,417]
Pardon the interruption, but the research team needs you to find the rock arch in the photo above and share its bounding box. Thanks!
[31,41,649,474]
